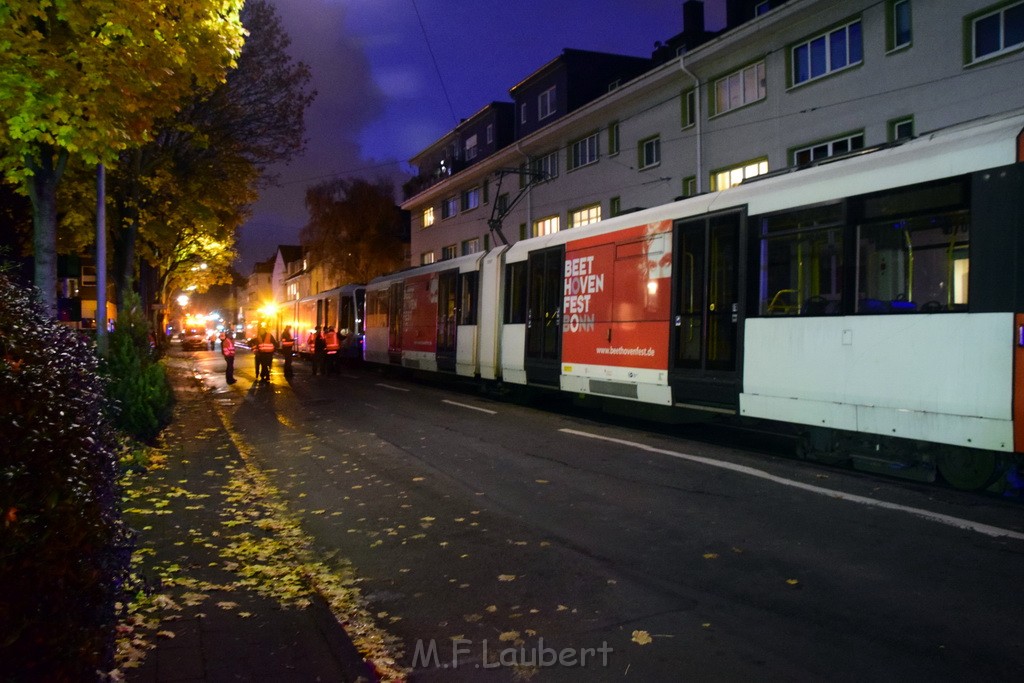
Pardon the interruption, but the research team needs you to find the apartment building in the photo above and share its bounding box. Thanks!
[403,0,1024,263]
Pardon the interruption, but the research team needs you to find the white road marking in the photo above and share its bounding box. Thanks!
[561,428,1024,541]
[376,383,410,392]
[442,399,497,415]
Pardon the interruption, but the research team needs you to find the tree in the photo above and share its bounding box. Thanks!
[301,178,408,285]
[0,0,246,315]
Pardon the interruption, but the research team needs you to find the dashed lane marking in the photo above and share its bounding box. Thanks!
[442,399,497,415]
[376,383,410,392]
[561,428,1024,541]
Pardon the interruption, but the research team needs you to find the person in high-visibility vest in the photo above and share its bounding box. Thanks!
[255,325,277,382]
[280,325,295,376]
[311,326,326,376]
[323,326,340,374]
[220,332,236,385]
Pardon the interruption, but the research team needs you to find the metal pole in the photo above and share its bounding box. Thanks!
[96,163,108,356]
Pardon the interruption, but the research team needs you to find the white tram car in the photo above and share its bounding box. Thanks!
[366,110,1024,491]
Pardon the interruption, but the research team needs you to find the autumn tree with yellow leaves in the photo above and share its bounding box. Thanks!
[0,0,246,315]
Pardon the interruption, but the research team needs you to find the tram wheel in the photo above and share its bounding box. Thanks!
[937,448,1000,491]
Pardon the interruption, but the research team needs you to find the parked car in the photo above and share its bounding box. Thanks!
[180,328,208,351]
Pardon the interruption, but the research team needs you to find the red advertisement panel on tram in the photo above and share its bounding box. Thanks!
[402,272,438,353]
[561,220,672,370]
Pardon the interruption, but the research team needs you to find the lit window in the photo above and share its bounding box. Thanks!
[442,196,458,219]
[713,61,765,114]
[792,132,864,165]
[970,1,1024,62]
[569,133,599,170]
[639,135,661,169]
[538,86,556,120]
[423,206,435,227]
[461,187,481,212]
[791,20,862,85]
[441,244,457,260]
[533,215,560,237]
[711,158,768,191]
[569,204,601,228]
[421,251,436,265]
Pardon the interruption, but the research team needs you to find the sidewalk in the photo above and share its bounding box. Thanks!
[120,354,378,682]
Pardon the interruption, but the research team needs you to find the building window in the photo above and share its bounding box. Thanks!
[441,244,457,260]
[497,193,509,214]
[889,115,914,140]
[531,151,559,181]
[682,89,696,128]
[461,238,481,255]
[538,86,556,120]
[969,1,1024,63]
[569,132,600,170]
[791,19,863,85]
[711,158,768,191]
[442,195,458,219]
[713,61,766,114]
[610,196,621,217]
[486,123,494,144]
[755,1,771,15]
[533,215,560,237]
[423,206,435,228]
[638,135,661,169]
[461,187,481,212]
[421,251,436,265]
[792,132,864,165]
[569,204,601,228]
[887,0,912,51]
[465,134,478,161]
[520,103,527,124]
[682,176,697,197]
[608,121,620,156]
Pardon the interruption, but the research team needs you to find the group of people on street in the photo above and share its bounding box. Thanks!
[216,323,340,384]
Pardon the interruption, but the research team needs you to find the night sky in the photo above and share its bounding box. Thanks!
[238,0,727,272]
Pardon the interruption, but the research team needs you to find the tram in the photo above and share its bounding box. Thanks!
[365,110,1024,491]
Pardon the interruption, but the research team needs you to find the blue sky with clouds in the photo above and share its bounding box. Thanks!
[238,0,725,271]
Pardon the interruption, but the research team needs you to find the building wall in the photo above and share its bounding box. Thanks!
[405,0,1024,262]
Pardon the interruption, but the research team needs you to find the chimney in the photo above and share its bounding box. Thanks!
[683,0,706,37]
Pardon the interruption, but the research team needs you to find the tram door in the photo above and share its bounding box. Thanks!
[525,246,565,386]
[436,269,457,372]
[670,212,743,408]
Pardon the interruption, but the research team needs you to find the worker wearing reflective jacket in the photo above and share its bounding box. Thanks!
[280,325,295,376]
[255,325,276,382]
[324,326,340,374]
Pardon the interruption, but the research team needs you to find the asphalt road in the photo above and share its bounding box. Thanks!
[186,346,1024,682]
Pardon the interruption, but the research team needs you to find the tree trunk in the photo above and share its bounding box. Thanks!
[27,148,67,318]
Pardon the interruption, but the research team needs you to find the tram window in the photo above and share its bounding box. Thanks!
[856,180,970,313]
[459,272,479,325]
[504,262,527,324]
[756,203,844,316]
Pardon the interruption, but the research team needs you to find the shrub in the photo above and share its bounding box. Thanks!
[0,274,131,679]
[101,292,173,442]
